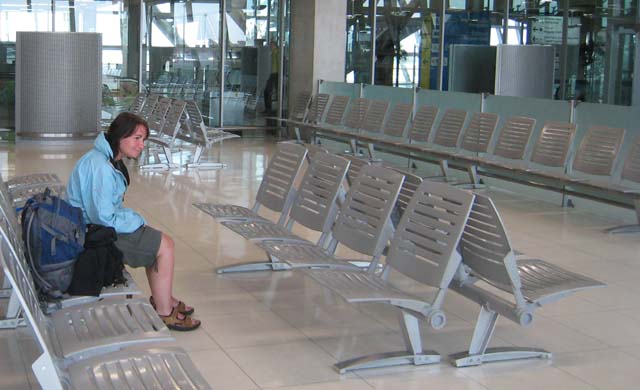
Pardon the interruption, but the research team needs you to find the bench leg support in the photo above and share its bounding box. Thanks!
[334,310,440,374]
[186,145,227,170]
[604,199,640,234]
[451,306,551,367]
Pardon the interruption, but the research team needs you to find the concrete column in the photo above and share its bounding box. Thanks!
[289,0,346,108]
[125,0,141,80]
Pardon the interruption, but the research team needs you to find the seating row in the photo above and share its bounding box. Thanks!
[194,142,605,372]
[0,170,212,388]
[283,91,640,233]
[130,93,240,170]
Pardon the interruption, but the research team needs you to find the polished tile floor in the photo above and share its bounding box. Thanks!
[1,136,640,389]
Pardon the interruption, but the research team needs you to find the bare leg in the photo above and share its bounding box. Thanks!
[146,231,199,329]
[146,232,175,316]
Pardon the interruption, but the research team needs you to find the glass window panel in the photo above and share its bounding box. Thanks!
[144,1,223,126]
[373,1,423,88]
[346,0,373,84]
[567,0,637,105]
[224,0,282,126]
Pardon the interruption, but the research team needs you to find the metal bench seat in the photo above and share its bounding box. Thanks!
[355,102,411,158]
[50,297,171,361]
[5,172,61,190]
[216,152,351,273]
[450,194,605,367]
[220,151,348,243]
[0,222,210,389]
[141,98,187,170]
[456,116,535,186]
[50,270,140,310]
[517,258,605,303]
[255,241,363,271]
[0,215,171,362]
[2,171,66,208]
[128,92,146,115]
[305,268,428,309]
[0,186,142,329]
[303,180,475,373]
[194,142,307,223]
[66,345,211,390]
[193,203,272,222]
[220,219,310,242]
[255,164,404,273]
[307,97,371,150]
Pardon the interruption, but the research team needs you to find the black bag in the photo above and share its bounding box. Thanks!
[21,189,86,299]
[67,224,126,296]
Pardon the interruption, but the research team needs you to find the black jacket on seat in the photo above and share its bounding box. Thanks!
[67,224,126,296]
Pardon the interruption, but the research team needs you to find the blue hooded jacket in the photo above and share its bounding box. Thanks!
[67,133,146,233]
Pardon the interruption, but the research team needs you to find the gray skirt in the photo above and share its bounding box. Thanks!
[115,225,162,268]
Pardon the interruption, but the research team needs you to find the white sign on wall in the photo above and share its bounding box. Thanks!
[531,16,580,45]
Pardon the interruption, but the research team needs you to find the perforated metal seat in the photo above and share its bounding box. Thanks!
[358,102,412,158]
[343,98,371,133]
[305,180,475,373]
[468,120,571,184]
[527,121,576,171]
[221,221,307,243]
[5,172,61,190]
[360,100,389,135]
[146,97,171,134]
[51,298,171,360]
[2,171,66,208]
[307,97,371,149]
[216,152,350,273]
[257,165,404,272]
[410,109,469,181]
[0,182,140,329]
[138,93,160,121]
[324,95,350,126]
[457,112,500,156]
[596,135,640,233]
[293,93,333,144]
[533,125,624,184]
[0,221,210,389]
[67,346,211,389]
[194,142,307,223]
[385,167,423,226]
[342,154,382,187]
[304,95,349,139]
[460,116,535,185]
[141,99,187,170]
[450,194,605,367]
[430,108,468,149]
[306,93,330,124]
[408,105,439,144]
[0,217,169,358]
[128,93,146,114]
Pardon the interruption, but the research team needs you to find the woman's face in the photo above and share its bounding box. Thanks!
[117,125,147,160]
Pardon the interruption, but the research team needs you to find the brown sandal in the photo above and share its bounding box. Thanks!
[158,307,201,332]
[150,296,194,316]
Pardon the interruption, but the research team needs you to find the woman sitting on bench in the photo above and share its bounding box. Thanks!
[67,112,200,331]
